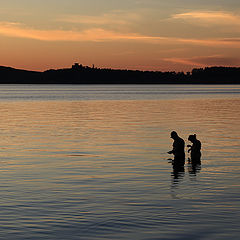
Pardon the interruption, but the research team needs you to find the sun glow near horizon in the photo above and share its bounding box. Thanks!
[0,1,240,72]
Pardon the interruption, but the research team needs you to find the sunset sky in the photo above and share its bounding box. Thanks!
[0,0,240,72]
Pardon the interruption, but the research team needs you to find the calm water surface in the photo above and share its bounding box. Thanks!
[0,85,239,239]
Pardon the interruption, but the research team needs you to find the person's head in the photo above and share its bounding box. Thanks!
[170,131,178,139]
[188,134,196,143]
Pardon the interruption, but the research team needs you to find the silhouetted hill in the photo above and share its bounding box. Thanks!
[0,66,42,83]
[0,64,240,84]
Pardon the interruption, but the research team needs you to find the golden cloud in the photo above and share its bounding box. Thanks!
[172,11,240,26]
[0,21,240,48]
[0,22,146,41]
[164,55,240,67]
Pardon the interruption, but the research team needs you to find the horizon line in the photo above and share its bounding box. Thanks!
[1,63,240,74]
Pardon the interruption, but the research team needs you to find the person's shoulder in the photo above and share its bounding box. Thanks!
[179,137,185,143]
[195,140,201,149]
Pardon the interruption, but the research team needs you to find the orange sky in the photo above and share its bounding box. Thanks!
[0,1,240,72]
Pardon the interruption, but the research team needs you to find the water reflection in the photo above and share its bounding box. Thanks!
[188,159,202,176]
[171,156,202,188]
[171,164,185,183]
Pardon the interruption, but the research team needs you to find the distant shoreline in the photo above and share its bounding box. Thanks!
[0,64,240,84]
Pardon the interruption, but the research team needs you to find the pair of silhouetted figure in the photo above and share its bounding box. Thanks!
[168,131,201,167]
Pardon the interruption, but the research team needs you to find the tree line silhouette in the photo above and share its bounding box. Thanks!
[0,64,240,84]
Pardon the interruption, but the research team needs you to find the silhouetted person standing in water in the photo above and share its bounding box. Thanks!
[168,131,185,166]
[187,134,201,164]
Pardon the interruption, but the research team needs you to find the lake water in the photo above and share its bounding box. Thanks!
[0,84,239,240]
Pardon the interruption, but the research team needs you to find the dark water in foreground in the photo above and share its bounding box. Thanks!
[0,85,239,239]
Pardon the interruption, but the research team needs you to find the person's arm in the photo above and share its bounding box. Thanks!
[168,141,178,154]
[168,144,176,154]
[187,144,192,153]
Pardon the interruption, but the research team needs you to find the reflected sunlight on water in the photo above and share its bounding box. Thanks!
[0,85,239,239]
